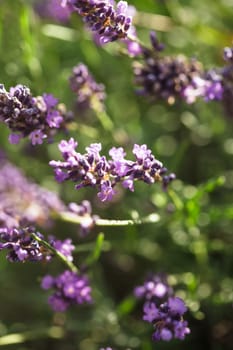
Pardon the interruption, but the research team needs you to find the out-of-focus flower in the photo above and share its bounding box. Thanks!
[135,274,190,342]
[143,298,190,342]
[41,269,92,311]
[70,63,106,112]
[0,155,65,229]
[134,274,173,301]
[35,0,72,23]
[133,32,203,105]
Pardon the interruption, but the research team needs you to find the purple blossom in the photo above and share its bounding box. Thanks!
[223,46,233,62]
[46,111,64,128]
[135,274,190,342]
[143,302,160,323]
[41,270,92,311]
[35,0,72,23]
[41,275,54,290]
[8,133,22,144]
[183,71,223,104]
[0,156,65,229]
[0,84,72,145]
[134,36,233,116]
[29,129,45,145]
[49,138,175,201]
[134,274,173,301]
[134,32,203,105]
[63,0,135,44]
[49,236,75,261]
[97,181,116,201]
[70,63,106,112]
[143,297,190,342]
[0,226,51,262]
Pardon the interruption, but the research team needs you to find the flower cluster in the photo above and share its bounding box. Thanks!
[68,200,98,236]
[135,275,190,342]
[70,63,106,112]
[0,226,51,262]
[134,32,203,105]
[0,84,72,145]
[62,0,135,44]
[183,46,233,113]
[0,156,65,229]
[35,0,73,23]
[41,269,92,311]
[49,138,175,201]
[143,297,190,341]
[133,33,233,115]
[0,224,76,263]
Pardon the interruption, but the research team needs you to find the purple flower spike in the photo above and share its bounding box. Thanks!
[50,138,175,201]
[0,227,51,263]
[63,0,135,44]
[70,63,106,112]
[0,84,72,145]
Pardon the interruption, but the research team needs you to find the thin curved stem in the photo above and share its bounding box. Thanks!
[31,233,79,273]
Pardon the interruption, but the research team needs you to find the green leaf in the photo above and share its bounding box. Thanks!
[85,233,105,266]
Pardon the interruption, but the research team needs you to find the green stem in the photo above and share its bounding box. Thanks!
[95,109,114,131]
[57,211,160,227]
[0,327,64,346]
[31,233,78,273]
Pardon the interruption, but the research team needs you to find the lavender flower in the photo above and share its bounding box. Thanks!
[70,63,106,112]
[41,269,92,311]
[62,0,135,44]
[183,71,223,104]
[134,32,203,105]
[35,0,72,23]
[49,236,75,261]
[134,274,173,301]
[143,298,190,342]
[0,226,51,262]
[0,156,65,229]
[49,138,175,201]
[135,274,190,342]
[0,84,72,145]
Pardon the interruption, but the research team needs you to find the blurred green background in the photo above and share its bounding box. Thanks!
[0,0,232,349]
